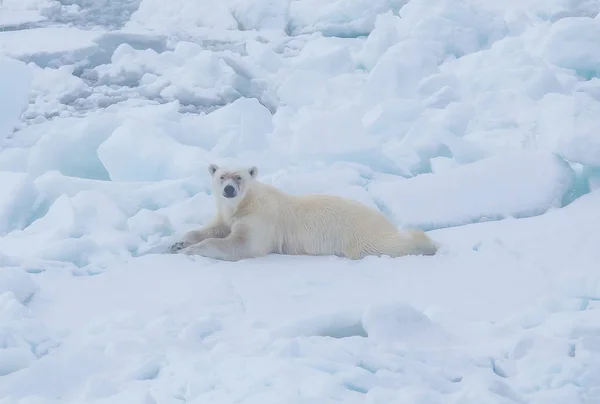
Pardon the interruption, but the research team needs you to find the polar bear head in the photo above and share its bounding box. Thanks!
[208,164,258,203]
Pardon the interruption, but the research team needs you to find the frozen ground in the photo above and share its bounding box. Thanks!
[1,0,600,403]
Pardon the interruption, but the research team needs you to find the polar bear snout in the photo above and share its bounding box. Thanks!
[223,184,237,198]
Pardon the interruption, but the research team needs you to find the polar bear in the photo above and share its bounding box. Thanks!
[169,164,439,261]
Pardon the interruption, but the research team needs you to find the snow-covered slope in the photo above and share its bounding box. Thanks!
[1,0,600,403]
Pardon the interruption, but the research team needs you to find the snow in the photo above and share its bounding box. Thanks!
[1,0,600,403]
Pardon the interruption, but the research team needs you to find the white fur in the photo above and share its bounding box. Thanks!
[171,164,439,261]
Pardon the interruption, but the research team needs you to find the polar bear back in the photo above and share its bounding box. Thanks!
[235,182,405,258]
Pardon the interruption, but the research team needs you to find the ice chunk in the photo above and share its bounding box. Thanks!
[271,309,366,339]
[126,209,173,256]
[0,252,17,268]
[127,209,172,241]
[127,0,238,32]
[0,267,37,305]
[290,105,398,173]
[0,190,137,268]
[0,147,30,172]
[266,165,379,210]
[245,40,285,74]
[537,93,600,166]
[5,194,76,254]
[98,119,210,182]
[269,165,368,195]
[358,0,507,72]
[382,107,485,175]
[0,348,36,377]
[362,98,424,139]
[277,70,328,108]
[0,172,37,236]
[585,166,600,191]
[0,291,57,378]
[365,38,443,101]
[94,44,266,111]
[356,11,405,70]
[398,0,507,58]
[31,171,206,220]
[23,65,89,123]
[369,151,576,230]
[25,115,117,180]
[293,38,355,78]
[0,57,32,142]
[232,0,290,31]
[450,36,564,100]
[288,0,409,37]
[20,104,187,179]
[430,156,459,173]
[0,27,103,67]
[526,0,600,21]
[0,9,46,29]
[542,17,600,80]
[154,51,242,108]
[209,97,273,157]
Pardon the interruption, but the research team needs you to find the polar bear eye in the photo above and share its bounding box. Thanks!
[220,175,225,180]
[235,175,242,181]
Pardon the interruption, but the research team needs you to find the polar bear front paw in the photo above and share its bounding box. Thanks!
[168,241,189,254]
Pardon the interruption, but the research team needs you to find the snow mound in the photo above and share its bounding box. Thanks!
[362,301,454,346]
[369,151,576,230]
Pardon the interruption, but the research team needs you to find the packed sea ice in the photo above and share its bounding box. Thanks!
[0,0,599,403]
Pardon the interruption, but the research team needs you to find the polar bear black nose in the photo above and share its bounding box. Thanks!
[223,185,236,198]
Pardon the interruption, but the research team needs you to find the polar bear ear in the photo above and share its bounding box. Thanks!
[208,164,219,176]
[248,166,258,178]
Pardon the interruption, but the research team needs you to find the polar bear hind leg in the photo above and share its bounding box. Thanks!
[344,229,438,259]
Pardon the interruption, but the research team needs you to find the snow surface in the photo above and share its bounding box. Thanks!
[1,0,600,403]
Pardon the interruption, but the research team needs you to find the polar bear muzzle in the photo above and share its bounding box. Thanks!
[223,184,237,198]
